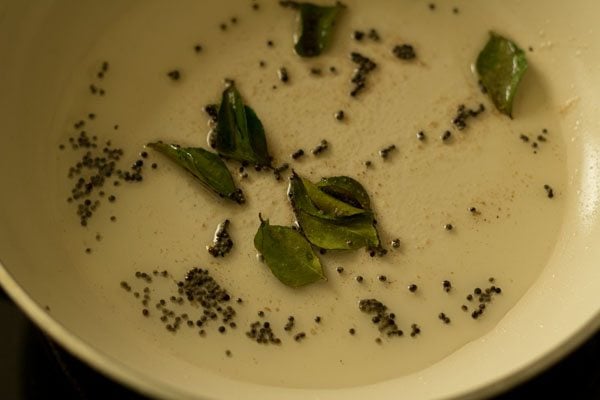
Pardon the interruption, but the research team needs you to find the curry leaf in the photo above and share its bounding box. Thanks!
[280,1,345,57]
[244,106,270,165]
[316,176,371,210]
[254,216,326,287]
[214,83,271,166]
[296,210,379,250]
[289,172,364,219]
[148,142,245,204]
[288,171,326,218]
[288,173,382,251]
[476,32,528,118]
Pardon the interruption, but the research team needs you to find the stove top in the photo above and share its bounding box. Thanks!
[0,289,598,399]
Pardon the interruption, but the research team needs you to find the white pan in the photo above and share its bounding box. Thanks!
[1,0,599,399]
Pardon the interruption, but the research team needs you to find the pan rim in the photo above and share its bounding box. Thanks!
[1,258,598,399]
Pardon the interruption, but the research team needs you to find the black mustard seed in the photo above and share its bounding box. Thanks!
[167,70,181,81]
[392,44,416,60]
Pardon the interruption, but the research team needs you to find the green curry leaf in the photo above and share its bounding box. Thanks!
[214,83,271,166]
[148,142,245,204]
[476,32,528,118]
[316,176,371,210]
[289,172,364,219]
[254,216,326,287]
[296,210,379,250]
[288,173,382,251]
[280,1,345,57]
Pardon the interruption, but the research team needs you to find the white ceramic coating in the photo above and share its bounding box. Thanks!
[0,0,599,399]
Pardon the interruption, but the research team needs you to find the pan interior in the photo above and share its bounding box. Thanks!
[0,1,598,399]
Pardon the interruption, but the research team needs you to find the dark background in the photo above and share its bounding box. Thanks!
[0,289,598,400]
